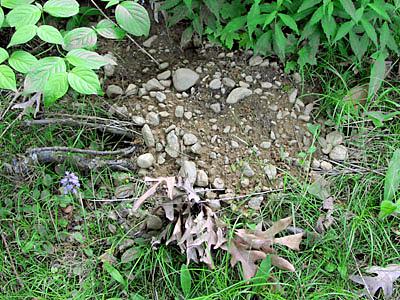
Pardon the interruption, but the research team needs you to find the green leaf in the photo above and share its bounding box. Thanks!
[339,0,356,20]
[298,0,321,12]
[380,22,399,54]
[95,19,126,40]
[247,0,261,37]
[321,13,336,42]
[115,1,150,36]
[37,25,64,45]
[354,7,364,23]
[255,30,272,55]
[43,72,68,106]
[379,200,399,218]
[333,21,354,43]
[253,256,271,285]
[384,149,400,203]
[63,27,97,51]
[0,47,8,64]
[278,13,299,34]
[368,2,390,21]
[104,0,119,9]
[6,4,41,28]
[1,0,33,9]
[0,7,4,28]
[8,50,37,73]
[180,264,192,297]
[368,51,387,98]
[43,0,79,18]
[66,49,116,69]
[309,6,324,25]
[262,11,277,29]
[24,57,66,93]
[68,67,102,95]
[204,0,221,20]
[7,25,37,47]
[103,262,126,286]
[361,18,378,47]
[0,64,17,91]
[349,31,369,62]
[180,25,193,48]
[274,23,286,61]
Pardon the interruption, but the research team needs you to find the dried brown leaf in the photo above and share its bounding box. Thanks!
[132,181,161,212]
[274,233,303,251]
[350,264,400,299]
[270,255,295,272]
[214,228,227,250]
[261,217,293,239]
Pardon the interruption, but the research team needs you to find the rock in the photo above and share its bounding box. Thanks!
[103,53,117,77]
[184,111,193,120]
[125,83,138,96]
[312,159,321,168]
[196,170,209,187]
[264,164,277,180]
[207,199,220,210]
[343,85,368,107]
[242,162,255,177]
[183,133,198,146]
[210,103,221,113]
[289,89,298,103]
[212,178,225,189]
[143,35,158,48]
[175,106,184,118]
[179,161,197,185]
[245,75,253,83]
[298,115,310,122]
[209,78,222,90]
[249,55,263,67]
[248,196,263,210]
[159,111,169,118]
[172,68,200,92]
[132,115,146,126]
[261,81,273,89]
[155,92,166,103]
[329,145,348,161]
[160,80,171,88]
[146,112,160,126]
[108,104,128,117]
[165,131,180,158]
[106,85,123,97]
[241,178,250,187]
[142,124,155,147]
[320,161,333,171]
[190,143,202,154]
[293,72,302,84]
[137,153,155,169]
[138,87,148,97]
[231,140,239,148]
[260,141,271,149]
[222,77,235,88]
[226,87,252,104]
[157,70,171,80]
[159,62,169,70]
[146,215,163,230]
[326,131,343,146]
[144,78,165,92]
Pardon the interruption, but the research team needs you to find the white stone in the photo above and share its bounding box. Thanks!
[183,133,198,146]
[172,68,200,92]
[137,153,155,169]
[226,87,252,104]
[196,170,209,187]
[329,145,348,161]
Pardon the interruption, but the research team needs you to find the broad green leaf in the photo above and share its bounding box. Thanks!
[384,149,400,203]
[321,13,336,42]
[180,264,192,297]
[104,0,119,9]
[183,0,192,11]
[115,1,150,36]
[95,19,126,40]
[43,0,79,18]
[333,21,354,43]
[274,23,286,61]
[298,0,321,12]
[0,64,17,91]
[354,7,364,23]
[1,0,33,9]
[309,6,324,25]
[253,256,271,285]
[120,247,138,264]
[349,31,369,62]
[380,22,399,54]
[262,11,277,29]
[247,0,261,37]
[68,67,102,95]
[6,4,41,28]
[379,200,399,218]
[255,30,272,55]
[368,3,390,21]
[339,0,356,20]
[8,50,37,73]
[7,25,37,47]
[66,49,116,69]
[24,57,66,93]
[103,262,126,286]
[43,72,68,106]
[278,13,299,34]
[0,47,8,64]
[361,18,378,47]
[368,51,387,98]
[37,25,64,45]
[63,27,97,51]
[0,7,4,28]
[180,25,193,48]
[204,0,221,20]
[366,111,400,127]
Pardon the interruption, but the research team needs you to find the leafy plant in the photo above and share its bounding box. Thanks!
[379,148,400,218]
[162,0,400,98]
[0,0,150,106]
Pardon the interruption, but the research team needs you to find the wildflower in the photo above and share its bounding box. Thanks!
[60,172,80,194]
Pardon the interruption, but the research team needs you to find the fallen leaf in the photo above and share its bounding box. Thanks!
[350,264,400,299]
[121,247,138,264]
[274,233,303,250]
[114,183,135,199]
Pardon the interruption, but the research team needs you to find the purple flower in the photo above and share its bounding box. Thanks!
[60,172,80,194]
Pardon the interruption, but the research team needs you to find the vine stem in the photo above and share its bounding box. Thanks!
[90,0,160,67]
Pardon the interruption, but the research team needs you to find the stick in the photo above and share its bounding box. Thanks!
[23,118,140,138]
[27,146,137,156]
[90,0,160,67]
[1,232,23,288]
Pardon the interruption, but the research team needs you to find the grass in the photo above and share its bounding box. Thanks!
[1,67,399,300]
